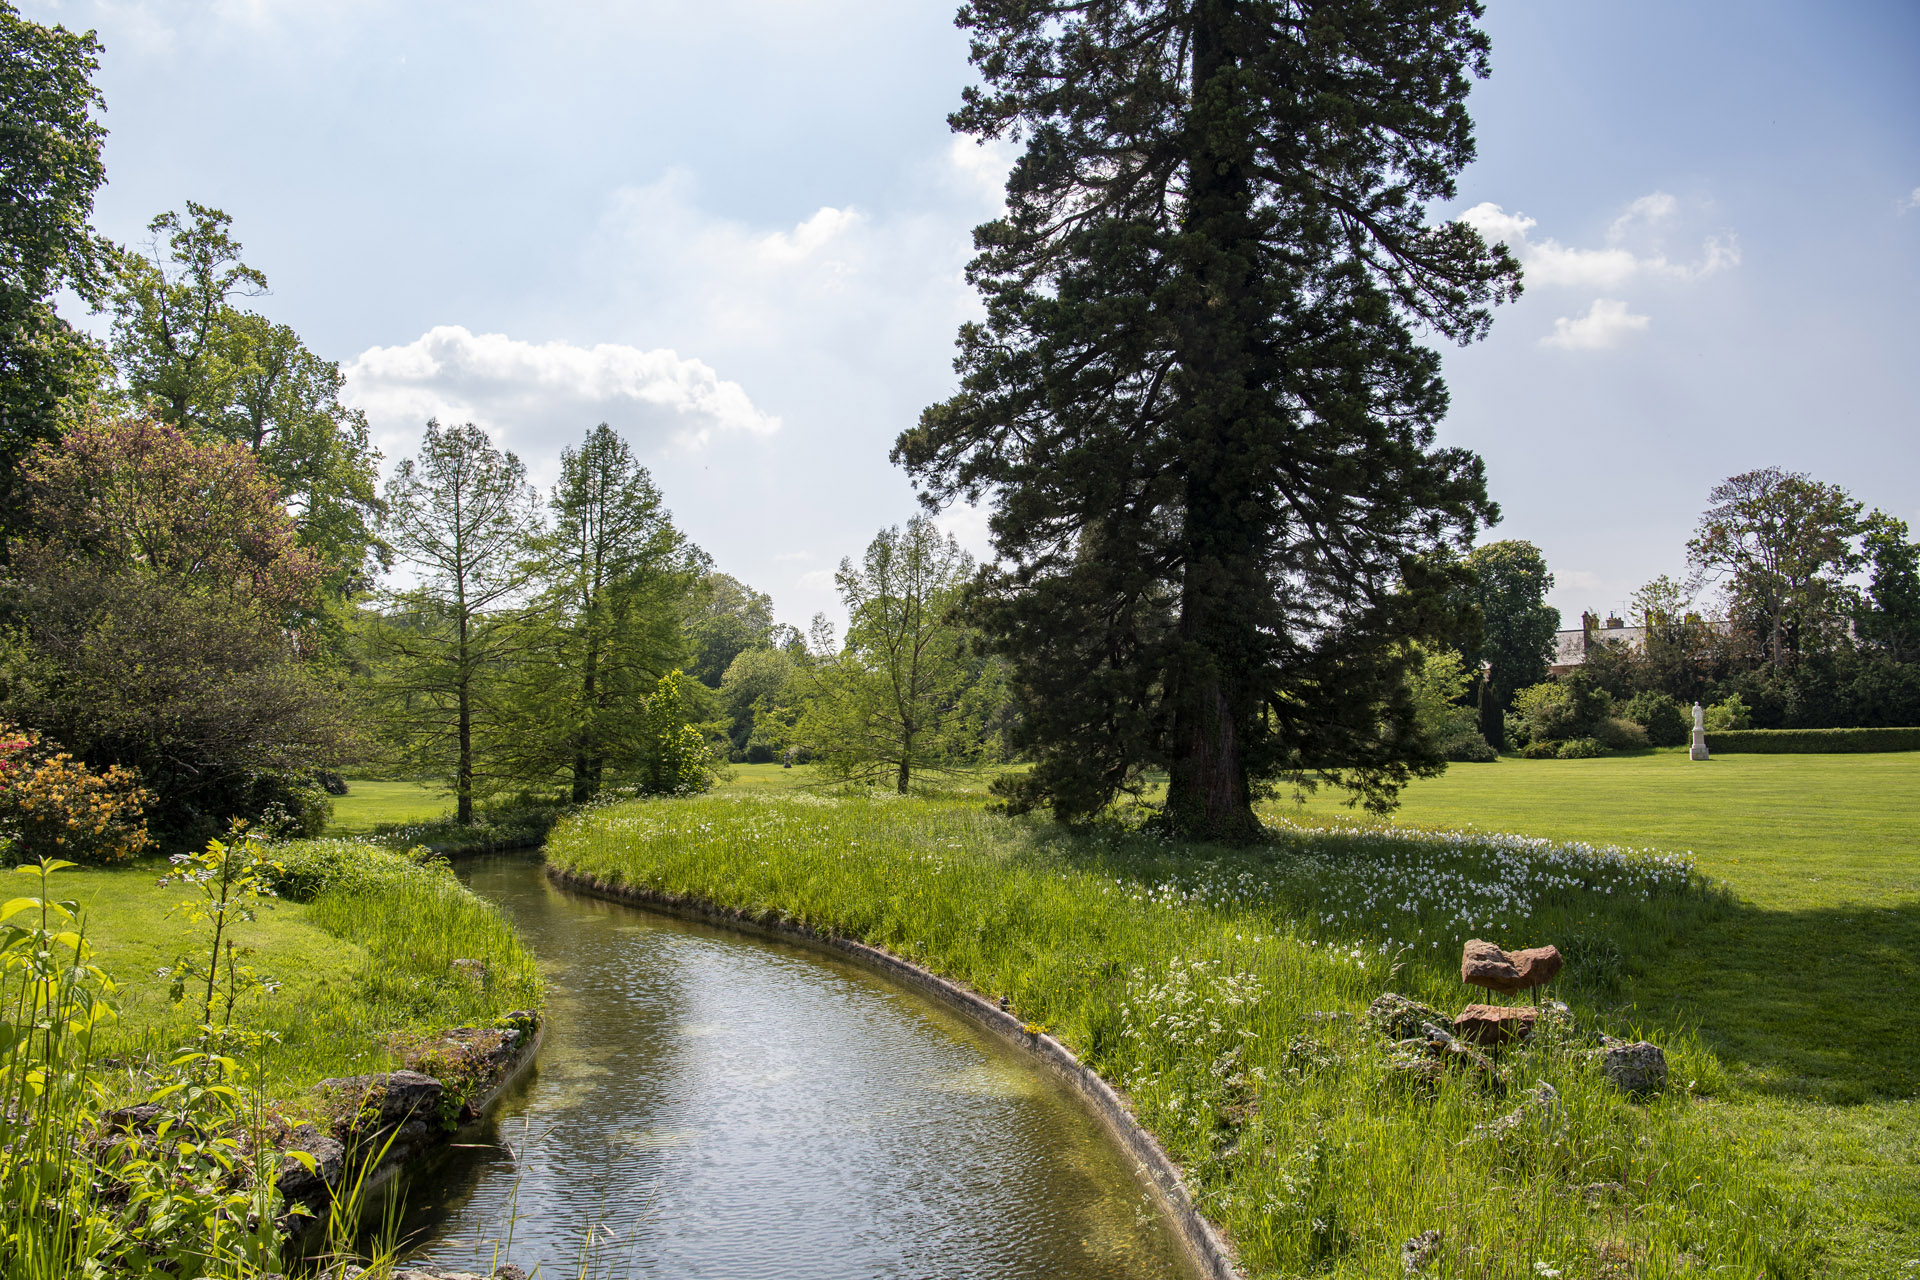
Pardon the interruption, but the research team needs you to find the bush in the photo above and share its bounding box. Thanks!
[1518,740,1560,759]
[1707,727,1920,754]
[1594,716,1649,752]
[1555,737,1607,759]
[0,725,154,865]
[1622,691,1690,747]
[1705,695,1751,732]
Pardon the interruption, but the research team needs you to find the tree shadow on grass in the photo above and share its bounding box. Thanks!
[1629,899,1919,1104]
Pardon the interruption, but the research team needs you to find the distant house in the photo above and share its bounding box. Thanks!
[1550,611,1729,675]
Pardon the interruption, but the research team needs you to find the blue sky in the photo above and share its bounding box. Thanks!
[24,0,1920,631]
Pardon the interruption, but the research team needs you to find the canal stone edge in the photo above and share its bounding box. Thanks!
[544,865,1242,1280]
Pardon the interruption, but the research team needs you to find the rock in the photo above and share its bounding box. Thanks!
[451,958,489,984]
[1596,1040,1667,1096]
[1453,1003,1539,1047]
[99,1105,163,1134]
[1464,1081,1559,1144]
[318,1069,444,1137]
[1460,939,1563,994]
[1401,1229,1442,1275]
[275,1126,346,1209]
[1365,993,1454,1040]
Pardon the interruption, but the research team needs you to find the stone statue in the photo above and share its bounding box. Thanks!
[1690,702,1710,761]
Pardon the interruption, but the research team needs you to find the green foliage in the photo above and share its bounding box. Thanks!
[1858,511,1920,663]
[1687,467,1865,669]
[1510,671,1613,750]
[155,828,282,1035]
[0,2,112,536]
[503,424,707,801]
[1403,644,1493,762]
[684,572,780,687]
[365,420,542,824]
[106,203,382,592]
[1593,716,1649,752]
[635,670,715,796]
[1460,540,1560,729]
[1621,690,1690,748]
[787,517,992,792]
[894,0,1519,838]
[2,415,355,842]
[1704,694,1751,731]
[719,645,795,760]
[1706,726,1920,754]
[549,794,1817,1279]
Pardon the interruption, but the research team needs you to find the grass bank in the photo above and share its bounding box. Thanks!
[549,792,1839,1279]
[75,837,542,1101]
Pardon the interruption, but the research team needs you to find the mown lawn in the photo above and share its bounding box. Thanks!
[326,777,452,833]
[68,839,541,1104]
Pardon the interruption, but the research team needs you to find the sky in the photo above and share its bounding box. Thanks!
[22,0,1920,632]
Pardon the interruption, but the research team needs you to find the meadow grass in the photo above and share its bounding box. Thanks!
[72,838,542,1104]
[549,792,1839,1280]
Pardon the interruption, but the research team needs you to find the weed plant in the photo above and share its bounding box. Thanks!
[549,793,1814,1280]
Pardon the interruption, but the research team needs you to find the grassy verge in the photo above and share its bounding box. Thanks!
[75,837,542,1102]
[548,792,1847,1279]
[325,778,453,833]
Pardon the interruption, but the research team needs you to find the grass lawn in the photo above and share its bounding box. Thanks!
[678,753,1918,1275]
[327,777,452,833]
[67,839,540,1105]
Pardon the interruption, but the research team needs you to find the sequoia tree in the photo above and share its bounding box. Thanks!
[895,1,1520,838]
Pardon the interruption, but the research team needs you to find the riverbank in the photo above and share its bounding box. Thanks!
[546,791,1901,1278]
[76,837,542,1100]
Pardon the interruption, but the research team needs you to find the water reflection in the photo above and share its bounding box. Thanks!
[398,856,1191,1279]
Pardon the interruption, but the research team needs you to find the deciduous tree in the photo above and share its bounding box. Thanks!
[789,517,981,792]
[1460,540,1558,748]
[509,424,707,801]
[896,0,1518,836]
[109,204,383,591]
[2,416,351,839]
[368,421,541,824]
[0,3,113,537]
[1686,468,1863,669]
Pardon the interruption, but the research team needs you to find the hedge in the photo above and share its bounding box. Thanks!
[1707,727,1920,754]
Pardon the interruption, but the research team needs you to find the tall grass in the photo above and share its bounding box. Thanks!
[549,793,1814,1280]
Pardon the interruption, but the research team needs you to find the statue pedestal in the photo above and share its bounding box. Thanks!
[1690,728,1710,761]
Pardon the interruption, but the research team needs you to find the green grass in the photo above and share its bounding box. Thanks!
[326,778,452,833]
[72,839,541,1105]
[549,792,1858,1279]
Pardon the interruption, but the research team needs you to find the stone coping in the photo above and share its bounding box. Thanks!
[545,865,1242,1280]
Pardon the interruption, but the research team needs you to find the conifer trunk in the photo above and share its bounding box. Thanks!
[1164,0,1262,842]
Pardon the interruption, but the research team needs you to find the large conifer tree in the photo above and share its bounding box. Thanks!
[895,0,1521,838]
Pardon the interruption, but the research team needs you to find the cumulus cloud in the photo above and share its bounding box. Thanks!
[342,325,778,470]
[1541,299,1651,351]
[1460,193,1738,290]
[1901,187,1920,214]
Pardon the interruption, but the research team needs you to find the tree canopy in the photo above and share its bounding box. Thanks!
[896,0,1518,836]
[0,2,112,536]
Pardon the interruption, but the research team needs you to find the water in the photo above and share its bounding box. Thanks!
[399,855,1193,1280]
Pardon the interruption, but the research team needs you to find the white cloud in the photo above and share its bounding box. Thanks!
[1540,299,1650,351]
[796,568,838,591]
[1901,187,1920,214]
[933,499,995,562]
[342,325,779,472]
[946,135,1017,206]
[1460,193,1738,290]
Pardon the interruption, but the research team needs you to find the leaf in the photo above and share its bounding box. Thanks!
[0,897,41,921]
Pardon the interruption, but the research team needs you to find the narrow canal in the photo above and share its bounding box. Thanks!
[399,855,1193,1279]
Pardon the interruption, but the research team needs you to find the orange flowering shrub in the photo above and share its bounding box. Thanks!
[0,726,154,865]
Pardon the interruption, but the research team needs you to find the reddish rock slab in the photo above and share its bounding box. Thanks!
[1453,1003,1539,1047]
[1460,940,1563,993]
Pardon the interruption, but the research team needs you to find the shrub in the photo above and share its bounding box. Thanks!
[1707,726,1920,754]
[1705,694,1752,731]
[0,725,153,865]
[1622,691,1690,747]
[1594,716,1649,752]
[1518,740,1560,760]
[1555,737,1607,759]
